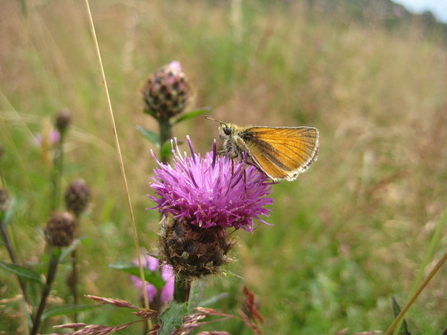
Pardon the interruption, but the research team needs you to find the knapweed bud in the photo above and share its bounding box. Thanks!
[142,61,192,120]
[64,179,91,217]
[45,211,77,247]
[55,108,71,134]
[160,216,235,277]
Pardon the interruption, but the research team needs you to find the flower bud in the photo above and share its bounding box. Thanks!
[160,215,235,277]
[64,179,91,217]
[142,61,192,120]
[45,211,77,247]
[55,108,71,134]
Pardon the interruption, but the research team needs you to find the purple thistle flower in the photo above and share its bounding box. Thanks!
[148,136,274,232]
[129,255,174,305]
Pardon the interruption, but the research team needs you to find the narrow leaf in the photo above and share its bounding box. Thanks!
[0,261,44,285]
[200,293,228,307]
[42,304,101,320]
[392,297,410,335]
[173,107,211,125]
[160,140,174,161]
[188,279,207,313]
[109,262,165,290]
[136,126,160,148]
[1,198,16,226]
[59,239,81,262]
[158,301,188,335]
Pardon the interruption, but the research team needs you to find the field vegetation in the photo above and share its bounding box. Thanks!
[1,0,447,334]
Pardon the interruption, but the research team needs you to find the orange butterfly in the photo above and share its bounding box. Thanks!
[206,116,319,181]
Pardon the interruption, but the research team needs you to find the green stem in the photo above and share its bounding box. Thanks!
[69,213,81,323]
[174,274,191,303]
[159,118,172,164]
[70,249,79,321]
[30,248,60,335]
[49,133,65,213]
[0,221,31,307]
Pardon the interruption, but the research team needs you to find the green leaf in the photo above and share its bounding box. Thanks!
[136,126,160,148]
[173,107,212,125]
[200,293,229,307]
[109,262,165,290]
[158,301,188,335]
[1,197,16,226]
[392,297,411,335]
[160,140,174,161]
[188,278,207,313]
[59,239,81,262]
[0,261,44,285]
[222,270,243,279]
[42,303,101,320]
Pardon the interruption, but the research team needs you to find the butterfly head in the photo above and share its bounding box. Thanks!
[205,115,234,140]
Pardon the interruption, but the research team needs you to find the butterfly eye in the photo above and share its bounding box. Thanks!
[223,126,232,136]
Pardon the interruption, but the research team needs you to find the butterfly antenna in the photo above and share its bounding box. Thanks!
[205,115,228,127]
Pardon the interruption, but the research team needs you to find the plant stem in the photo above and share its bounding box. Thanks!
[49,133,65,213]
[174,274,191,303]
[385,249,447,335]
[69,212,81,323]
[70,249,80,321]
[159,118,172,164]
[30,248,60,335]
[0,221,31,306]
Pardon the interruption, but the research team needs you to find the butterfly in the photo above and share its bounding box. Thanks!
[206,116,319,181]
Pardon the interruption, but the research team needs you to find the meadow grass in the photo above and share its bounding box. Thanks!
[1,1,447,334]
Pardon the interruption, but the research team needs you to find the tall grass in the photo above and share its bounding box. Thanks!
[1,0,447,334]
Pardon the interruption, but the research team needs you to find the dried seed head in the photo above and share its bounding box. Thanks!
[159,215,235,277]
[55,108,72,134]
[64,179,91,217]
[142,61,192,120]
[45,211,77,247]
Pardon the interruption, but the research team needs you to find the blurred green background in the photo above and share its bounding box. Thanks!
[1,0,447,334]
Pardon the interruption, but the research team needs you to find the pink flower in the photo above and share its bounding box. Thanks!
[33,130,60,146]
[129,255,174,305]
[148,137,274,232]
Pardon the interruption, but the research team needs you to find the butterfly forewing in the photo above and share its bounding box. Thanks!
[240,126,319,181]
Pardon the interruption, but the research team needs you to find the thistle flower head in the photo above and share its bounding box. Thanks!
[129,255,174,305]
[148,137,274,232]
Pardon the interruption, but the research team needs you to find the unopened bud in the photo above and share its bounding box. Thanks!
[45,211,77,247]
